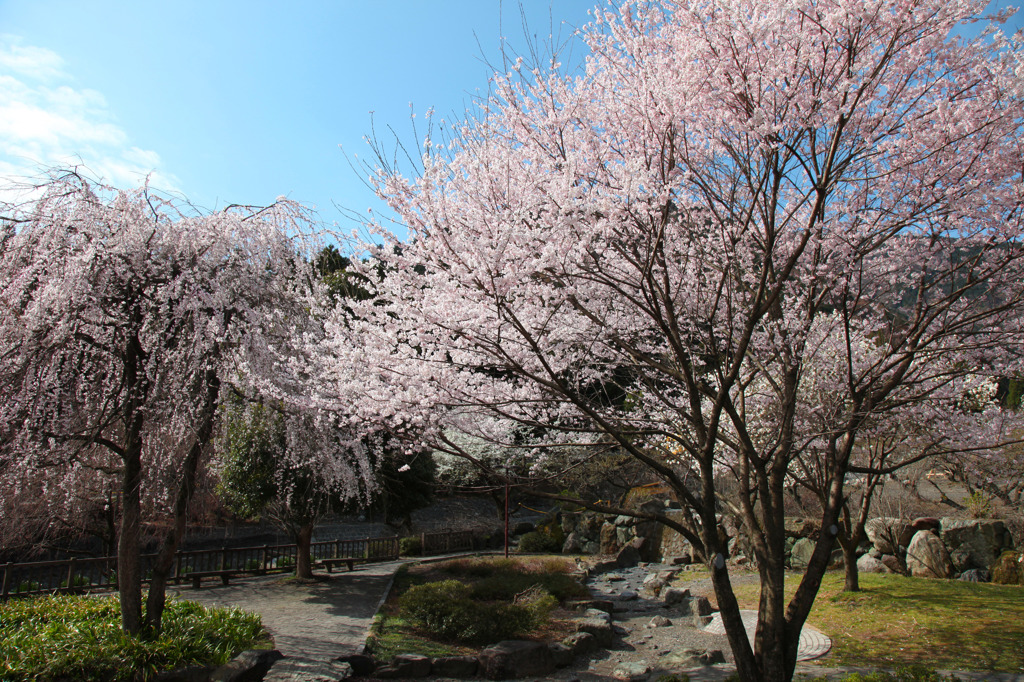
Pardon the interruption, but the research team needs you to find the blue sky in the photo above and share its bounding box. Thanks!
[1,1,1020,238]
[0,1,597,233]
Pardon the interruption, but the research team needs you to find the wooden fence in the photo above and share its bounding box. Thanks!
[0,529,480,599]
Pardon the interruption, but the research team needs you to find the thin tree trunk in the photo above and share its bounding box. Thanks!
[145,372,220,632]
[839,533,860,592]
[295,523,314,579]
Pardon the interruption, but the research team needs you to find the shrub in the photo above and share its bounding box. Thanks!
[245,559,262,570]
[275,555,294,569]
[15,581,40,593]
[397,580,535,644]
[964,490,994,519]
[470,572,587,602]
[517,530,561,554]
[399,536,423,556]
[990,550,1023,585]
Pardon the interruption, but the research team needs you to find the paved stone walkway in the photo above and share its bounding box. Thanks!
[167,560,404,660]
[702,609,832,661]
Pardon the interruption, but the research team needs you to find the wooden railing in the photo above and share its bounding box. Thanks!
[0,535,401,599]
[0,529,486,599]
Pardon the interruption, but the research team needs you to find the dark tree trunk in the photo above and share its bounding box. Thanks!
[145,372,220,632]
[295,523,315,579]
[118,329,147,635]
[119,441,144,635]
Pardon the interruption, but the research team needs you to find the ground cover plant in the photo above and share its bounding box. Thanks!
[0,594,268,681]
[727,571,1024,673]
[366,556,585,659]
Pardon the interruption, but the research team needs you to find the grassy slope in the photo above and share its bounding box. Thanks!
[729,571,1024,672]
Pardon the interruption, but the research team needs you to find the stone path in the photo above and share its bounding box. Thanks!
[169,559,1024,681]
[702,609,832,661]
[167,559,404,660]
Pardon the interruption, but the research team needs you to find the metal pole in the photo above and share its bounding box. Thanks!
[504,480,510,558]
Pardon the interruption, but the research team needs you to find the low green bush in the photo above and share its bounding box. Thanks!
[0,594,267,681]
[15,581,40,593]
[469,571,588,602]
[399,536,423,556]
[517,530,561,554]
[991,550,1023,585]
[397,580,536,645]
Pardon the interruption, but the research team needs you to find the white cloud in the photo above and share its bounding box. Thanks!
[0,35,179,196]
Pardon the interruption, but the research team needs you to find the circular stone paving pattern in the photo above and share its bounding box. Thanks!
[702,609,832,661]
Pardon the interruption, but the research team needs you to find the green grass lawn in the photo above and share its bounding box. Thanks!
[0,594,270,681]
[730,571,1024,673]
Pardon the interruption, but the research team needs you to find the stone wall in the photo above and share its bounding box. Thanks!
[559,502,1018,581]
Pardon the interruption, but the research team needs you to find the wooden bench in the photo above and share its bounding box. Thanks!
[186,570,235,589]
[316,557,365,573]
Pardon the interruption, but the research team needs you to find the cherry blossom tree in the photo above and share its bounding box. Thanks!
[331,1,1024,679]
[0,173,373,633]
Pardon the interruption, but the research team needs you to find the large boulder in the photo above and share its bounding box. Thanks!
[600,522,620,554]
[790,537,815,569]
[615,538,644,568]
[857,553,893,574]
[477,640,555,680]
[990,550,1023,585]
[940,519,1014,571]
[906,530,954,578]
[373,654,431,679]
[790,537,842,569]
[577,608,615,646]
[865,517,910,555]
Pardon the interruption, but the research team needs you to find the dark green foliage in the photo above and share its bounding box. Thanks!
[399,536,423,556]
[0,594,266,681]
[469,571,588,602]
[991,550,1023,585]
[397,580,535,644]
[517,529,562,553]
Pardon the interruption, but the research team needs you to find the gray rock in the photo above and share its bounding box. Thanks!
[906,530,954,579]
[958,568,991,582]
[866,517,910,555]
[547,642,575,668]
[562,631,598,656]
[857,553,893,574]
[374,654,431,679]
[615,515,636,526]
[612,661,652,680]
[940,519,1014,571]
[616,589,639,601]
[790,537,815,569]
[265,657,351,682]
[431,655,479,678]
[335,654,375,677]
[562,530,584,554]
[210,649,284,682]
[577,614,615,646]
[662,586,691,606]
[662,648,727,667]
[477,640,555,680]
[690,596,715,626]
[615,540,643,568]
[647,615,672,628]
